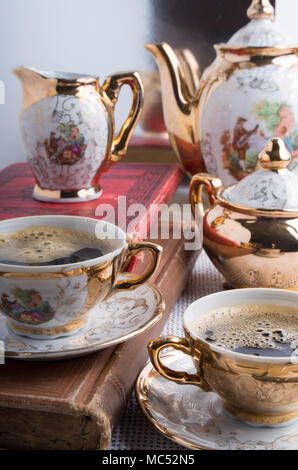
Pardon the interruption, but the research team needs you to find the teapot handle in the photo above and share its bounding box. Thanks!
[189,173,222,218]
[103,71,144,166]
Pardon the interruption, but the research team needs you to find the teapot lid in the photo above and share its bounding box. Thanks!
[221,138,298,211]
[226,0,290,48]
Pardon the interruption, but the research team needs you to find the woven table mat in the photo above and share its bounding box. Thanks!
[110,250,224,450]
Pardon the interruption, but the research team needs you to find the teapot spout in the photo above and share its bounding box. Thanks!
[144,42,195,115]
[13,66,57,112]
[145,42,205,176]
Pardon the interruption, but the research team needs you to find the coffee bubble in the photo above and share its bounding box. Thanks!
[0,225,116,266]
[192,304,298,358]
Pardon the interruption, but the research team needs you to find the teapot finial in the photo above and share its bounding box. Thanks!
[259,137,291,172]
[247,0,274,21]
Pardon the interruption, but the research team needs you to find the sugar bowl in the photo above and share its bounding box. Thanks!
[189,137,298,289]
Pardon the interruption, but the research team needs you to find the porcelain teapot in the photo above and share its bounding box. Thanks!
[189,137,298,290]
[13,67,143,202]
[146,0,298,185]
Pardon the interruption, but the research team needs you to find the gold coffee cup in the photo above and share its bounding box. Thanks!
[0,215,162,339]
[148,289,298,427]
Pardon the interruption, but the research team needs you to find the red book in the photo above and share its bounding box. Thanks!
[0,162,182,236]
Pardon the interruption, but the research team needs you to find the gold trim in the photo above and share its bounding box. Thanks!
[217,45,298,58]
[33,184,102,202]
[224,402,298,426]
[7,317,87,337]
[217,190,298,218]
[190,172,298,218]
[0,269,85,278]
[136,354,207,450]
[4,277,165,358]
[13,67,99,113]
[0,259,114,278]
[146,41,298,178]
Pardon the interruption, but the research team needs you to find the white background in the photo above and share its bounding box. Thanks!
[0,0,296,170]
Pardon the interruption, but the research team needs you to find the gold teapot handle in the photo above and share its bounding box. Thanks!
[103,71,144,166]
[189,173,222,218]
[148,335,210,389]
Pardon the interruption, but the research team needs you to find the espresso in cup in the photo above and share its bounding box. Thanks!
[148,289,298,427]
[0,215,162,339]
[0,225,108,266]
[192,304,298,358]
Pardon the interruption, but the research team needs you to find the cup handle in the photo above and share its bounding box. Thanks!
[189,173,222,218]
[114,241,163,291]
[103,71,144,167]
[148,335,204,387]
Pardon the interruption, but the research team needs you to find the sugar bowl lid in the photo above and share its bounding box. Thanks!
[226,0,290,48]
[222,137,298,211]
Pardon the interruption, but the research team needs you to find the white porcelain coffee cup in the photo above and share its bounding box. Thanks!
[0,215,162,339]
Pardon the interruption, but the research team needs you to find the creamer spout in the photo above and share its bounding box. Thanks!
[13,66,57,112]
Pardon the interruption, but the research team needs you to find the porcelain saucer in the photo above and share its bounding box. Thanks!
[0,274,164,360]
[136,350,298,450]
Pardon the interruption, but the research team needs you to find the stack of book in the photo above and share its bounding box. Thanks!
[0,161,199,449]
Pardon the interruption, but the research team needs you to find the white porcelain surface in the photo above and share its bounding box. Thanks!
[137,351,298,450]
[202,64,298,185]
[20,92,109,191]
[227,18,289,47]
[1,275,163,360]
[222,168,298,210]
[0,215,125,339]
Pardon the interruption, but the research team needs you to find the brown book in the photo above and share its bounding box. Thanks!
[0,222,199,450]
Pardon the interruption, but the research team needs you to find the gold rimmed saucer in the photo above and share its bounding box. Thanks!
[136,350,298,450]
[1,274,164,361]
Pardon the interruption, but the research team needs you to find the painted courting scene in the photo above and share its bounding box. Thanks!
[0,288,54,324]
[221,99,298,180]
[43,121,87,166]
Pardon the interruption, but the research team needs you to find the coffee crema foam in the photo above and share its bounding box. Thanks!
[192,304,298,357]
[0,225,115,266]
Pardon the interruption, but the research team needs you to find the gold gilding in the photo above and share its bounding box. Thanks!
[247,0,274,21]
[145,0,298,179]
[148,331,298,426]
[0,241,162,338]
[189,139,298,289]
[8,317,87,337]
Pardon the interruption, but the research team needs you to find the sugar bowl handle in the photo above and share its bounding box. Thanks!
[189,173,222,218]
[103,72,144,166]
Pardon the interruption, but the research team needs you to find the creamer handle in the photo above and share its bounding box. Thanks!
[103,71,144,167]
